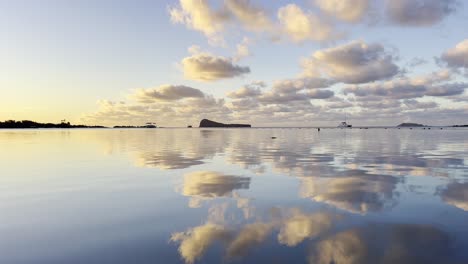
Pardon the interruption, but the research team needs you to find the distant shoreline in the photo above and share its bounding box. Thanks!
[1,120,467,129]
[2,126,467,130]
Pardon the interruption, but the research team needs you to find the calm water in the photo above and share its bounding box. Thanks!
[1,128,467,264]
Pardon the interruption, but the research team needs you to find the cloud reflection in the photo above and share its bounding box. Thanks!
[135,152,204,170]
[226,222,274,257]
[300,172,399,213]
[440,182,468,211]
[278,209,335,246]
[179,171,250,208]
[170,223,231,264]
[171,207,339,263]
[309,224,454,264]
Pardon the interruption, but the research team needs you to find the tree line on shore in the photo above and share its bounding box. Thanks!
[0,120,106,129]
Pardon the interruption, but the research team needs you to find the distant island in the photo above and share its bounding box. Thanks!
[0,120,106,129]
[397,123,425,127]
[199,119,251,128]
[453,125,468,127]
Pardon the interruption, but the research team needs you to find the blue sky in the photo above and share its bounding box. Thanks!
[1,0,467,126]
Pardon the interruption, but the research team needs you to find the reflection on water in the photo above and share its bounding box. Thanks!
[299,172,399,213]
[179,171,250,208]
[440,182,468,211]
[0,128,467,263]
[309,224,454,264]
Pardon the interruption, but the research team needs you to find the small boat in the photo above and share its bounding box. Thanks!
[144,122,157,128]
[338,121,352,128]
[338,113,352,128]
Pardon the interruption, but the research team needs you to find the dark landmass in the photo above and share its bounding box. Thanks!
[453,125,468,127]
[199,119,251,128]
[397,123,425,127]
[0,120,106,129]
[114,125,157,128]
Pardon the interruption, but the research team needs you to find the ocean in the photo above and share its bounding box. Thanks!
[1,128,467,263]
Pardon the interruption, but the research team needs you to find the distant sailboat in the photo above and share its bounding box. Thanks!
[338,113,352,128]
[338,121,352,128]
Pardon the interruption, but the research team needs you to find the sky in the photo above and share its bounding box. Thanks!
[1,0,467,127]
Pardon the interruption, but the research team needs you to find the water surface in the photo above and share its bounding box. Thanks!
[1,128,467,263]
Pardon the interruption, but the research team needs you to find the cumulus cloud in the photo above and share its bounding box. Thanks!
[302,40,399,84]
[385,0,458,26]
[181,47,250,81]
[314,0,370,23]
[440,39,468,69]
[82,92,232,127]
[227,81,264,99]
[272,77,335,93]
[344,70,467,99]
[133,85,204,103]
[234,37,252,62]
[307,89,335,99]
[169,1,342,44]
[426,83,468,96]
[225,74,335,118]
[277,4,339,42]
[402,99,438,109]
[259,90,333,104]
[345,82,427,99]
[169,0,229,44]
[225,0,274,32]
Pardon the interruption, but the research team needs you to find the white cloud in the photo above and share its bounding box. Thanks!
[133,85,204,103]
[315,0,370,23]
[227,81,264,99]
[385,0,458,26]
[277,4,339,43]
[272,77,335,93]
[302,40,399,84]
[440,39,468,68]
[181,47,250,81]
[233,37,252,62]
[225,0,274,32]
[169,0,229,44]
[344,70,467,99]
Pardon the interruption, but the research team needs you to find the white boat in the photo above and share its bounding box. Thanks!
[338,121,352,128]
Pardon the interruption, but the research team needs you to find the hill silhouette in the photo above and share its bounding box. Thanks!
[199,119,251,128]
